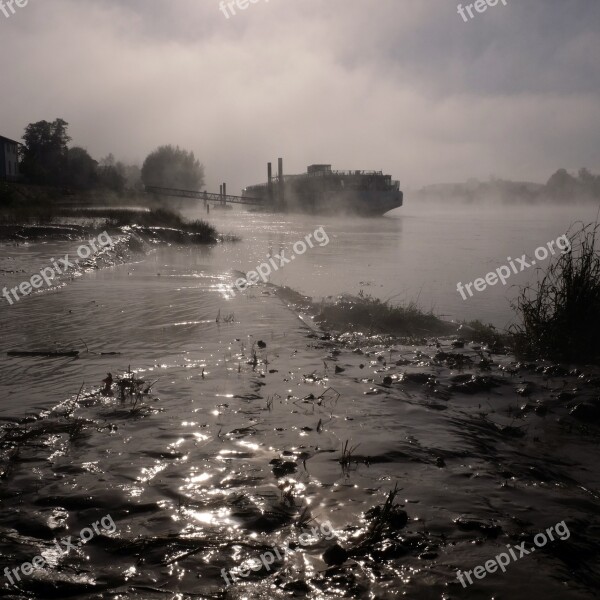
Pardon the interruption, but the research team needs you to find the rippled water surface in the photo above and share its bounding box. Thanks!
[1,204,600,599]
[184,202,600,327]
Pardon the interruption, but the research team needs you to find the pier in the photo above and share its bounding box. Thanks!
[145,185,263,206]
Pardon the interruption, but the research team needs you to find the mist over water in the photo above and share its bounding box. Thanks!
[183,202,600,328]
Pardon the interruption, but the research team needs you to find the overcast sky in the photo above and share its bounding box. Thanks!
[1,0,599,192]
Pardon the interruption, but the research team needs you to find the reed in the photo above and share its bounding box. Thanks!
[511,222,600,362]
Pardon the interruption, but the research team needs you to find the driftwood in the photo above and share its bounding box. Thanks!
[7,350,79,358]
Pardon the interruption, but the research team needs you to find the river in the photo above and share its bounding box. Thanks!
[0,201,599,599]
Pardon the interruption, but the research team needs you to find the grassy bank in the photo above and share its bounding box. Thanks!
[317,292,455,337]
[0,183,220,244]
[315,293,504,347]
[317,223,600,365]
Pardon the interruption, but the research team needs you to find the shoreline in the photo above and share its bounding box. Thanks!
[1,270,599,597]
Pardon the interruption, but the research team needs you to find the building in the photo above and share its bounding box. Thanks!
[0,135,21,181]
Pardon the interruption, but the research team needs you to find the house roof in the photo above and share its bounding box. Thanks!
[0,135,21,145]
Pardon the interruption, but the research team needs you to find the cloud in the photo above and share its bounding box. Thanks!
[1,0,599,191]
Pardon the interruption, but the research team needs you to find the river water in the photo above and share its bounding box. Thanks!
[183,202,600,328]
[0,202,599,599]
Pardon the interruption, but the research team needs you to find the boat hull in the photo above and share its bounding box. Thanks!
[296,189,404,216]
[245,189,403,217]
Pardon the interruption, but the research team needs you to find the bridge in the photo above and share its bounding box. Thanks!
[145,185,264,206]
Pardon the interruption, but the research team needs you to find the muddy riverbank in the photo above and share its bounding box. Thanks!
[0,239,599,598]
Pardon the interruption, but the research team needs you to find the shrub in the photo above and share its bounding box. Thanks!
[511,223,600,362]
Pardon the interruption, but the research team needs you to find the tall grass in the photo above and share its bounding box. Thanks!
[318,291,453,336]
[511,223,600,362]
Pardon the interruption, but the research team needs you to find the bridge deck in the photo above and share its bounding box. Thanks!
[145,186,263,206]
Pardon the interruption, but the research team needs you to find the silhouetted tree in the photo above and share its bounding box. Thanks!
[121,163,143,191]
[546,168,580,199]
[96,154,124,192]
[97,165,125,192]
[21,118,71,185]
[67,147,98,189]
[141,145,204,190]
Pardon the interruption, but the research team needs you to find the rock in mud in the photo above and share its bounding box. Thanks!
[448,375,503,394]
[364,506,408,531]
[433,351,473,368]
[454,516,502,538]
[399,372,432,384]
[270,458,298,477]
[539,364,570,377]
[283,580,312,593]
[570,402,600,422]
[323,543,349,565]
[516,382,535,396]
[371,540,410,560]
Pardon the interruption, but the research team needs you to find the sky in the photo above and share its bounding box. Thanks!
[1,0,599,193]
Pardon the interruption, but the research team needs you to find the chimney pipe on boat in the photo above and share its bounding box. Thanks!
[278,158,284,207]
[268,162,273,204]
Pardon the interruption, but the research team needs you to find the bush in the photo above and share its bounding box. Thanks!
[511,223,600,362]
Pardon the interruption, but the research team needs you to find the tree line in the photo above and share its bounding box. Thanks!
[17,118,205,193]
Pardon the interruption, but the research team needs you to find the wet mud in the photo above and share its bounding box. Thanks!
[0,244,599,599]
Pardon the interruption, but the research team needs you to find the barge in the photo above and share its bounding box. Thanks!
[242,161,403,216]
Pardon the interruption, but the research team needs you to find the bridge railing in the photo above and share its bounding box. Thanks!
[145,186,263,205]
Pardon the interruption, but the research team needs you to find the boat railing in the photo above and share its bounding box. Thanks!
[245,172,401,190]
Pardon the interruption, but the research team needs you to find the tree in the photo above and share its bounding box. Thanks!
[141,145,204,190]
[97,164,126,193]
[96,153,122,192]
[577,168,600,199]
[545,168,579,199]
[578,168,594,184]
[67,147,98,189]
[21,118,71,185]
[120,163,143,191]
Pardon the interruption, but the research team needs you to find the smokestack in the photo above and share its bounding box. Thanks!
[223,183,226,198]
[278,157,284,207]
[219,184,223,199]
[267,162,273,204]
